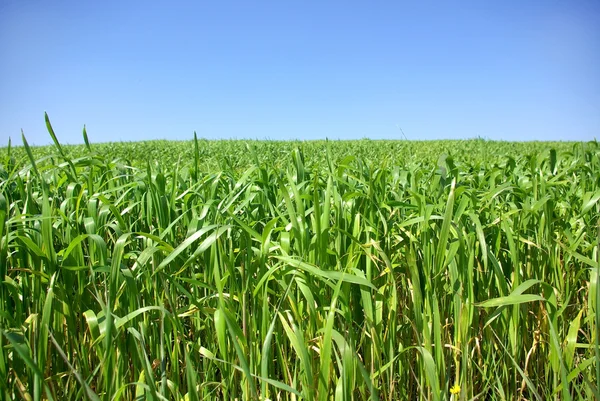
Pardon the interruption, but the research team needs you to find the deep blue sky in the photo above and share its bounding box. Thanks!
[1,1,598,145]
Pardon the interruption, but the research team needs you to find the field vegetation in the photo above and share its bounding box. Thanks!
[0,116,599,400]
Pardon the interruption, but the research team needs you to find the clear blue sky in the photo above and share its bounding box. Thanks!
[1,1,598,145]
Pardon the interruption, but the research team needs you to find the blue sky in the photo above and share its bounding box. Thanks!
[0,1,598,145]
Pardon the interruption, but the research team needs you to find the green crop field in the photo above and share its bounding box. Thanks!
[0,116,599,400]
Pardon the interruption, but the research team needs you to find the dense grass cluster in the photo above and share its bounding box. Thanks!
[0,118,599,400]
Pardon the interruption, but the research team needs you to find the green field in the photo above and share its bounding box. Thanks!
[1,119,599,400]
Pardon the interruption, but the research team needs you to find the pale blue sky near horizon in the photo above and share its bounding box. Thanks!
[0,1,598,145]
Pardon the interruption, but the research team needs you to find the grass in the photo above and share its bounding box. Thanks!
[0,116,598,400]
